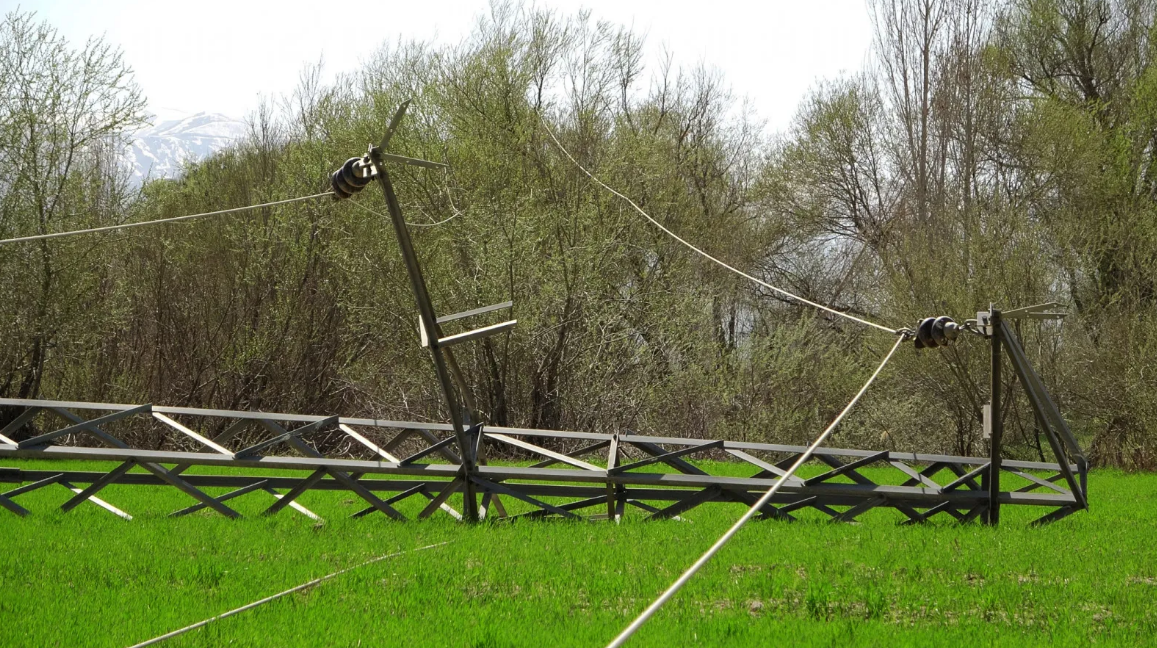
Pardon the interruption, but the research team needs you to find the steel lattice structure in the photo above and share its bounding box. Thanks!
[0,102,1089,526]
[0,396,1084,524]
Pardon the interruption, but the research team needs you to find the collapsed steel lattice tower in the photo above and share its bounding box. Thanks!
[0,103,1088,526]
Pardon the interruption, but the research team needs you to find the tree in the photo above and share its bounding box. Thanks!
[0,10,145,409]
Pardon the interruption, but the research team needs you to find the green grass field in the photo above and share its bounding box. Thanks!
[1,461,1155,647]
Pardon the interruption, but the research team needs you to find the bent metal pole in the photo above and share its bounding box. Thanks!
[605,334,908,648]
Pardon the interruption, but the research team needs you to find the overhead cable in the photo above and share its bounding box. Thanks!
[0,192,334,246]
[540,119,898,335]
[125,541,452,648]
[605,333,907,648]
[349,198,464,228]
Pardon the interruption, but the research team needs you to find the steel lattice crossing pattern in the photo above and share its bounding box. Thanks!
[0,398,1084,525]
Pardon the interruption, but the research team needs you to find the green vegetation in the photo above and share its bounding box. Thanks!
[1,464,1154,647]
[4,1,1157,468]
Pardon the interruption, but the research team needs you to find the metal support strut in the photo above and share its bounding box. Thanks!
[366,101,481,521]
[987,307,1003,525]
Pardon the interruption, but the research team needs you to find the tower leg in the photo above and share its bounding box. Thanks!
[986,308,1003,526]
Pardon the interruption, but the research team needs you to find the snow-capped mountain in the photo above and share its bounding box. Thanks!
[126,112,248,186]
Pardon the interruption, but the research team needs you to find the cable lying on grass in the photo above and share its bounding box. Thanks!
[0,192,334,246]
[125,540,452,648]
[606,334,908,648]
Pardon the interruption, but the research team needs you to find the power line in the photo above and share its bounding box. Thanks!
[540,119,899,335]
[125,541,452,648]
[0,192,334,246]
[605,333,907,648]
[349,198,464,228]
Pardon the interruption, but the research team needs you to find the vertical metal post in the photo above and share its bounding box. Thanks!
[369,133,479,522]
[987,307,1003,526]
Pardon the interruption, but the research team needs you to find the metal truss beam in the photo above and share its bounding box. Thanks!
[0,398,1085,525]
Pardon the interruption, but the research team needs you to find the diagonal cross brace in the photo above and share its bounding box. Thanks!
[61,460,134,512]
[472,477,579,519]
[486,432,602,471]
[399,435,460,466]
[339,423,461,520]
[48,406,240,518]
[613,440,723,475]
[171,480,270,517]
[726,449,804,486]
[529,440,610,469]
[0,406,41,444]
[164,416,320,519]
[805,451,890,485]
[18,404,152,448]
[260,421,406,521]
[237,417,339,458]
[647,486,722,520]
[152,412,232,455]
[0,492,30,516]
[264,470,327,516]
[353,484,430,519]
[943,463,990,492]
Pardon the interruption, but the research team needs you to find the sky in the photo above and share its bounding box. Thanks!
[6,0,875,132]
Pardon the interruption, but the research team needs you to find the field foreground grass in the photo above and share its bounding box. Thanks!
[1,462,1155,647]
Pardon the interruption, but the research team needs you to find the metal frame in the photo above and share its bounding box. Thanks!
[0,104,1089,527]
[0,397,1084,525]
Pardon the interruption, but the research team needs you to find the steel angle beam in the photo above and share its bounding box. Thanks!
[1031,505,1078,526]
[629,441,709,476]
[0,397,1078,470]
[1006,469,1069,494]
[172,481,270,517]
[0,492,30,516]
[352,484,429,519]
[508,495,609,521]
[59,480,132,519]
[486,432,602,471]
[60,460,134,512]
[471,477,580,520]
[44,406,241,518]
[1001,302,1066,319]
[18,404,151,448]
[892,461,944,489]
[805,451,889,485]
[2,473,63,498]
[423,320,517,349]
[831,497,886,523]
[339,423,397,460]
[338,424,461,520]
[942,463,991,492]
[900,501,956,525]
[725,449,804,485]
[529,440,610,469]
[611,440,723,475]
[239,416,338,458]
[419,478,462,519]
[437,301,513,325]
[152,412,232,456]
[0,406,41,444]
[376,152,447,170]
[143,463,241,518]
[399,435,459,465]
[263,470,326,517]
[647,486,722,521]
[999,320,1087,508]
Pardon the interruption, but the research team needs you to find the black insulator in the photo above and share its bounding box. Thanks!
[330,157,372,200]
[341,158,372,190]
[931,316,958,346]
[914,316,959,350]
